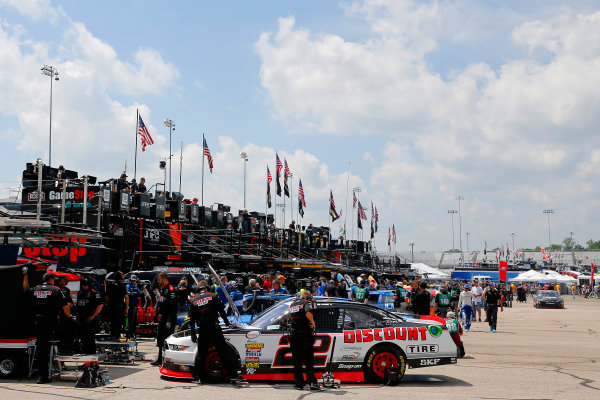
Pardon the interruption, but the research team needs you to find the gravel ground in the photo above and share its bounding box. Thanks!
[0,295,598,399]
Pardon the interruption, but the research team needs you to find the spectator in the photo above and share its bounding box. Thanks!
[412,281,431,316]
[115,173,130,192]
[137,177,147,194]
[270,281,288,294]
[263,275,273,292]
[337,280,348,299]
[325,280,337,297]
[471,281,483,322]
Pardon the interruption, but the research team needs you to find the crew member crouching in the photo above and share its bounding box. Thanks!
[189,280,240,383]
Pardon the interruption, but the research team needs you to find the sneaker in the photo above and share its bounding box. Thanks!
[491,328,496,333]
[465,328,469,332]
[37,377,52,384]
[309,382,321,391]
[150,360,161,366]
[295,385,304,390]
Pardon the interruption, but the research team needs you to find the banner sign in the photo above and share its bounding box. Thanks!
[499,260,508,282]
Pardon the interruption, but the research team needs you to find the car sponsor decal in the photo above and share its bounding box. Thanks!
[428,325,443,338]
[338,363,362,369]
[246,343,264,357]
[406,344,439,354]
[343,327,427,343]
[341,353,360,360]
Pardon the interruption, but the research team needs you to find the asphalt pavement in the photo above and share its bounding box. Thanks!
[0,295,598,399]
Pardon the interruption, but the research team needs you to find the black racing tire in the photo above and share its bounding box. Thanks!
[0,354,18,379]
[203,343,240,382]
[363,344,406,384]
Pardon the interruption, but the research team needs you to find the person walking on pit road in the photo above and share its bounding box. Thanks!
[484,282,503,332]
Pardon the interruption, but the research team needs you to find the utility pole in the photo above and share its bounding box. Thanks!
[409,242,415,263]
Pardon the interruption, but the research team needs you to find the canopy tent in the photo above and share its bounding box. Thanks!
[509,270,547,282]
[410,263,450,280]
[541,270,577,283]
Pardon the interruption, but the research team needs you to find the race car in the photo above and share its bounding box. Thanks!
[160,297,458,384]
[533,290,564,309]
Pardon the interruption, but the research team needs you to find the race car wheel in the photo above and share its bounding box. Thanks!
[0,355,17,378]
[364,344,406,384]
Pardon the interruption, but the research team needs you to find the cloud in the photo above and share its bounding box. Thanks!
[0,0,59,22]
[0,2,180,182]
[256,1,600,249]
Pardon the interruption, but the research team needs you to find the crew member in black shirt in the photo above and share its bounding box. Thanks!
[56,276,76,354]
[105,271,129,339]
[337,280,348,299]
[23,271,71,384]
[76,278,104,354]
[189,280,240,383]
[412,281,432,316]
[484,282,503,332]
[289,290,320,391]
[324,280,338,297]
[152,272,178,366]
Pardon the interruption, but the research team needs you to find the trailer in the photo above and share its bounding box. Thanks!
[0,262,45,378]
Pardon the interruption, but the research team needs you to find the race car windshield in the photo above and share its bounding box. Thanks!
[247,301,291,330]
[540,292,559,297]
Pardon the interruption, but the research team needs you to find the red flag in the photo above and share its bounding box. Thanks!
[592,263,595,285]
[499,260,508,282]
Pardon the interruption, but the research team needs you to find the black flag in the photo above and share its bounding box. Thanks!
[329,190,340,222]
[298,199,304,218]
[284,158,290,197]
[357,208,362,230]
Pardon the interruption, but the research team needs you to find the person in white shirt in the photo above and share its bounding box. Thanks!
[458,284,475,331]
[471,281,484,322]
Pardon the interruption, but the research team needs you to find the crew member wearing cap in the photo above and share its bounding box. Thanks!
[76,278,104,354]
[288,290,320,391]
[105,271,129,339]
[445,311,465,358]
[23,270,71,383]
[115,173,130,192]
[56,275,76,354]
[188,280,240,383]
[484,282,503,333]
[152,272,178,366]
[126,275,142,339]
[269,280,288,294]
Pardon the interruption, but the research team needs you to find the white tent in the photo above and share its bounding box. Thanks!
[541,270,577,283]
[410,263,450,280]
[509,270,547,282]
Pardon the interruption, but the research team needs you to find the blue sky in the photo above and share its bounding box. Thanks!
[1,0,600,253]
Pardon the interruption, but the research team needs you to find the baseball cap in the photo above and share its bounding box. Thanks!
[80,278,90,286]
[42,272,54,283]
[130,274,138,281]
[277,275,286,280]
[464,284,470,289]
[489,281,495,286]
[120,173,127,178]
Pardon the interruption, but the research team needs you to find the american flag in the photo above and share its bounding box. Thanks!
[353,191,357,208]
[138,115,154,151]
[298,179,306,207]
[284,158,290,178]
[267,166,272,183]
[388,228,391,247]
[203,137,213,173]
[357,201,367,220]
[392,225,396,243]
[375,206,379,232]
[276,154,283,178]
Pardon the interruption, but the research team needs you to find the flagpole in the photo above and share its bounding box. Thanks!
[178,140,183,194]
[265,164,268,243]
[134,109,138,181]
[290,174,293,226]
[201,133,205,208]
[344,162,350,265]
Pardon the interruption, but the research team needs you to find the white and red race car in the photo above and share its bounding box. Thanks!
[160,297,458,383]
